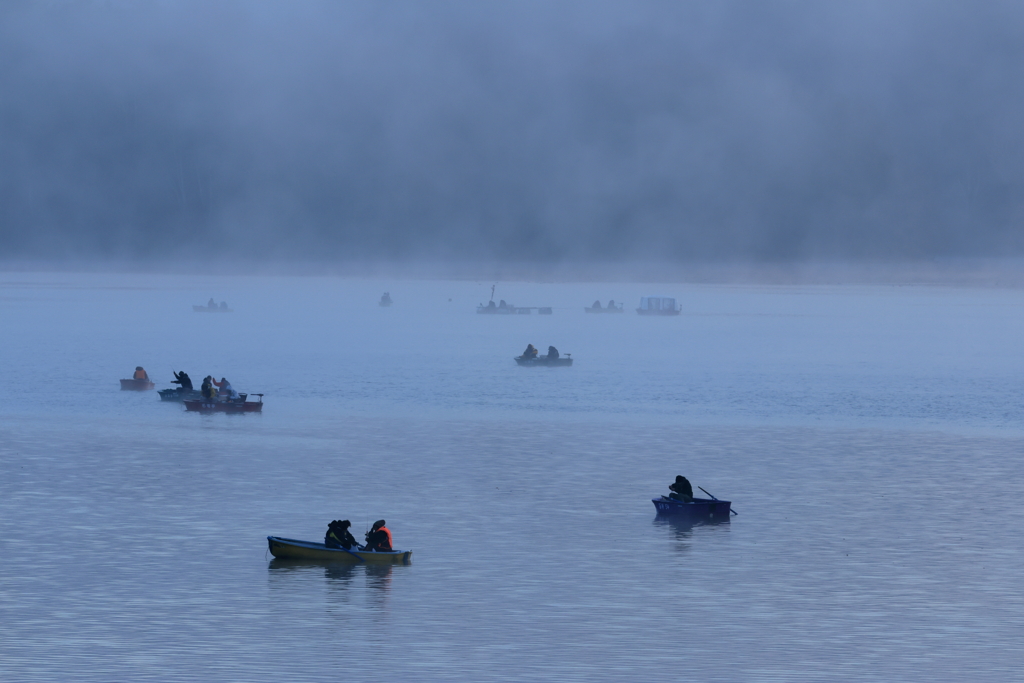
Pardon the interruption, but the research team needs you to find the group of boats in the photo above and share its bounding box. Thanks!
[120,368,264,413]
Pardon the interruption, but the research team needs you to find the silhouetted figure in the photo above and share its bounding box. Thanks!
[547,346,559,359]
[172,371,193,391]
[208,298,216,308]
[325,520,360,550]
[608,300,617,309]
[219,301,228,310]
[669,475,693,503]
[133,366,149,381]
[364,520,393,552]
[522,344,539,360]
[592,300,602,309]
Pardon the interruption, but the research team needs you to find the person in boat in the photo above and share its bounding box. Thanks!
[213,377,238,399]
[325,520,360,550]
[201,376,217,400]
[522,344,539,360]
[208,298,216,308]
[592,300,602,310]
[219,301,228,310]
[498,299,509,309]
[133,366,149,381]
[364,520,393,552]
[608,300,617,309]
[547,346,559,359]
[668,475,693,503]
[172,371,193,391]
[485,300,497,309]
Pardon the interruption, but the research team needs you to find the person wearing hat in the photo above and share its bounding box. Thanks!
[363,520,393,552]
[325,520,359,550]
[668,475,693,503]
[201,376,217,400]
[133,366,150,381]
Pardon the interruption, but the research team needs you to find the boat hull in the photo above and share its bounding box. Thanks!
[636,309,680,316]
[120,378,155,391]
[652,497,731,521]
[159,388,202,402]
[585,307,624,313]
[192,305,233,312]
[267,536,412,564]
[184,398,263,413]
[515,356,573,367]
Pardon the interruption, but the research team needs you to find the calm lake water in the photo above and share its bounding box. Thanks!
[2,273,1023,681]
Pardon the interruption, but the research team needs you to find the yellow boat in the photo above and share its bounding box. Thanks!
[267,536,412,565]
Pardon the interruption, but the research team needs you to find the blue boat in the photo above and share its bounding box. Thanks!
[652,496,732,521]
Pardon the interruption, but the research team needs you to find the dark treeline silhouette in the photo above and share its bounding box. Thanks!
[2,0,1023,266]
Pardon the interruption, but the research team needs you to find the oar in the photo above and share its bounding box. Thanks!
[698,486,738,515]
[330,543,365,562]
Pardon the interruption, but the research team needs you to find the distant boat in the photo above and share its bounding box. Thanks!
[652,496,731,520]
[193,302,232,312]
[267,536,412,565]
[585,300,624,313]
[379,292,392,307]
[184,394,263,413]
[120,378,155,391]
[636,296,680,316]
[515,354,573,367]
[478,299,528,314]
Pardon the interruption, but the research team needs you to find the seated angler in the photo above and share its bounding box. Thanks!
[668,475,693,503]
[133,366,150,381]
[363,520,393,552]
[214,377,239,399]
[172,371,193,391]
[325,520,359,550]
[547,346,559,359]
[201,376,217,400]
[592,300,602,309]
[522,344,539,360]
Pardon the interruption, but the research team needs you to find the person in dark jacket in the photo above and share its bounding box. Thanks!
[172,371,193,391]
[522,344,539,360]
[547,346,559,359]
[669,475,693,502]
[364,520,393,552]
[325,520,360,550]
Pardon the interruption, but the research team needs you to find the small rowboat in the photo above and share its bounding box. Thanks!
[515,354,573,367]
[192,304,233,312]
[184,394,263,413]
[120,378,155,391]
[652,496,731,521]
[267,536,412,564]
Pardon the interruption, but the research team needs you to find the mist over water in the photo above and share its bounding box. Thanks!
[3,1,1024,267]
[2,274,1024,681]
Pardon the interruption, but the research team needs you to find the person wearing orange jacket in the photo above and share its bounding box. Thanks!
[363,520,393,552]
[133,366,149,380]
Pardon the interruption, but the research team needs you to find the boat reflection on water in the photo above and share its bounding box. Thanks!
[652,515,730,549]
[268,558,396,593]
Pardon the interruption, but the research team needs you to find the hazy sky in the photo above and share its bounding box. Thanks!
[2,0,1023,266]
